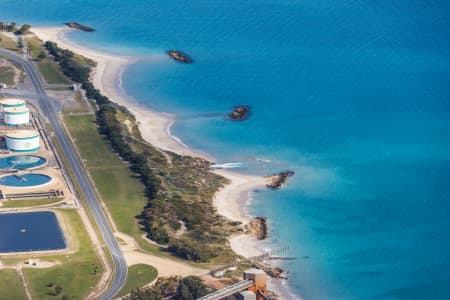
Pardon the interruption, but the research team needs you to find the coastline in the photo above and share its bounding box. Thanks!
[31,26,298,299]
[31,27,267,259]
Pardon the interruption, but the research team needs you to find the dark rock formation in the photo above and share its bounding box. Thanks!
[265,171,294,189]
[167,50,193,63]
[229,105,250,121]
[245,217,268,240]
[65,22,95,32]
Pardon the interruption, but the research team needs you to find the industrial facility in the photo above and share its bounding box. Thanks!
[0,97,39,153]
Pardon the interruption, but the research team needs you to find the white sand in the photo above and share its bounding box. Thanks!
[32,26,265,261]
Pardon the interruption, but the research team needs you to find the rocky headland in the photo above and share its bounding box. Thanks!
[65,22,95,32]
[229,105,250,121]
[245,217,268,240]
[167,50,193,63]
[265,171,294,189]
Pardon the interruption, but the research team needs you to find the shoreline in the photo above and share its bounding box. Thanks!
[31,26,295,299]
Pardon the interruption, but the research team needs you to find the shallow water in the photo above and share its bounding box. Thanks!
[1,1,449,299]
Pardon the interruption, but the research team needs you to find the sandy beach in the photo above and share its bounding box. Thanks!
[32,26,266,258]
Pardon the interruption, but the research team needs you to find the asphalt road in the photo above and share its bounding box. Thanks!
[0,48,127,300]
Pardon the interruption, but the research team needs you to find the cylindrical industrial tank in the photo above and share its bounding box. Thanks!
[3,106,30,126]
[6,130,40,152]
[0,98,26,108]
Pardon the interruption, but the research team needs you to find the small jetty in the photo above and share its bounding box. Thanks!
[229,105,250,121]
[167,50,193,63]
[65,22,95,32]
[265,171,294,189]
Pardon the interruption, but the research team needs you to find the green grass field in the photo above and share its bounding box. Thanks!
[0,269,28,300]
[0,65,16,85]
[23,209,104,300]
[24,35,71,84]
[0,33,19,51]
[1,198,63,208]
[64,115,150,244]
[118,264,158,297]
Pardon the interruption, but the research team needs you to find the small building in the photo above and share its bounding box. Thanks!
[243,269,267,295]
[238,291,257,300]
[6,130,40,152]
[3,106,30,126]
[0,98,26,108]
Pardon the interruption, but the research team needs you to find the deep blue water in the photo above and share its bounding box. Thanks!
[0,212,66,253]
[2,1,450,299]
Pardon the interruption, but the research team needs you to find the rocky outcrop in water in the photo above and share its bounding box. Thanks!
[245,217,268,240]
[65,22,95,32]
[229,105,250,121]
[167,50,193,63]
[265,171,294,189]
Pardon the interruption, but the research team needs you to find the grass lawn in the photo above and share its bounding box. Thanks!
[118,264,158,297]
[0,33,19,51]
[0,65,15,85]
[24,35,71,84]
[1,197,63,208]
[23,209,104,300]
[64,115,150,246]
[0,269,28,300]
[36,58,71,84]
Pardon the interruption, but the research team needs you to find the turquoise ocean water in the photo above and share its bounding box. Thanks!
[2,1,450,299]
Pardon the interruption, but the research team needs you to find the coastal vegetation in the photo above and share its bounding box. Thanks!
[44,40,241,263]
[126,276,209,300]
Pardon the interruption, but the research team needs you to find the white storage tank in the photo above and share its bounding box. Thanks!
[6,130,40,152]
[0,98,26,108]
[3,106,30,126]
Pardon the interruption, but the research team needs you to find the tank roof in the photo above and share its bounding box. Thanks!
[0,98,26,106]
[6,130,39,139]
[3,106,29,113]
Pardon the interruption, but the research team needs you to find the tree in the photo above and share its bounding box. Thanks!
[17,37,23,49]
[7,22,16,32]
[16,24,31,35]
[54,285,63,295]
[38,50,46,60]
[176,276,208,300]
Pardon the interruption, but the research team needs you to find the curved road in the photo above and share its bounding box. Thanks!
[0,48,127,299]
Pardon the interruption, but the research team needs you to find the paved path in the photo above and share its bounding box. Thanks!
[0,48,127,300]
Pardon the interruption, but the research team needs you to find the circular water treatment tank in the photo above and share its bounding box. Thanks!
[6,130,40,152]
[0,173,52,188]
[3,106,30,126]
[0,155,47,170]
[0,98,26,108]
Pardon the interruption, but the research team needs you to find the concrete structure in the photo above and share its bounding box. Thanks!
[3,106,30,126]
[6,130,40,152]
[239,291,257,300]
[0,98,26,108]
[243,268,267,296]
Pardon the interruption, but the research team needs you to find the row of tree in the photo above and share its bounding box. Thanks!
[0,22,31,35]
